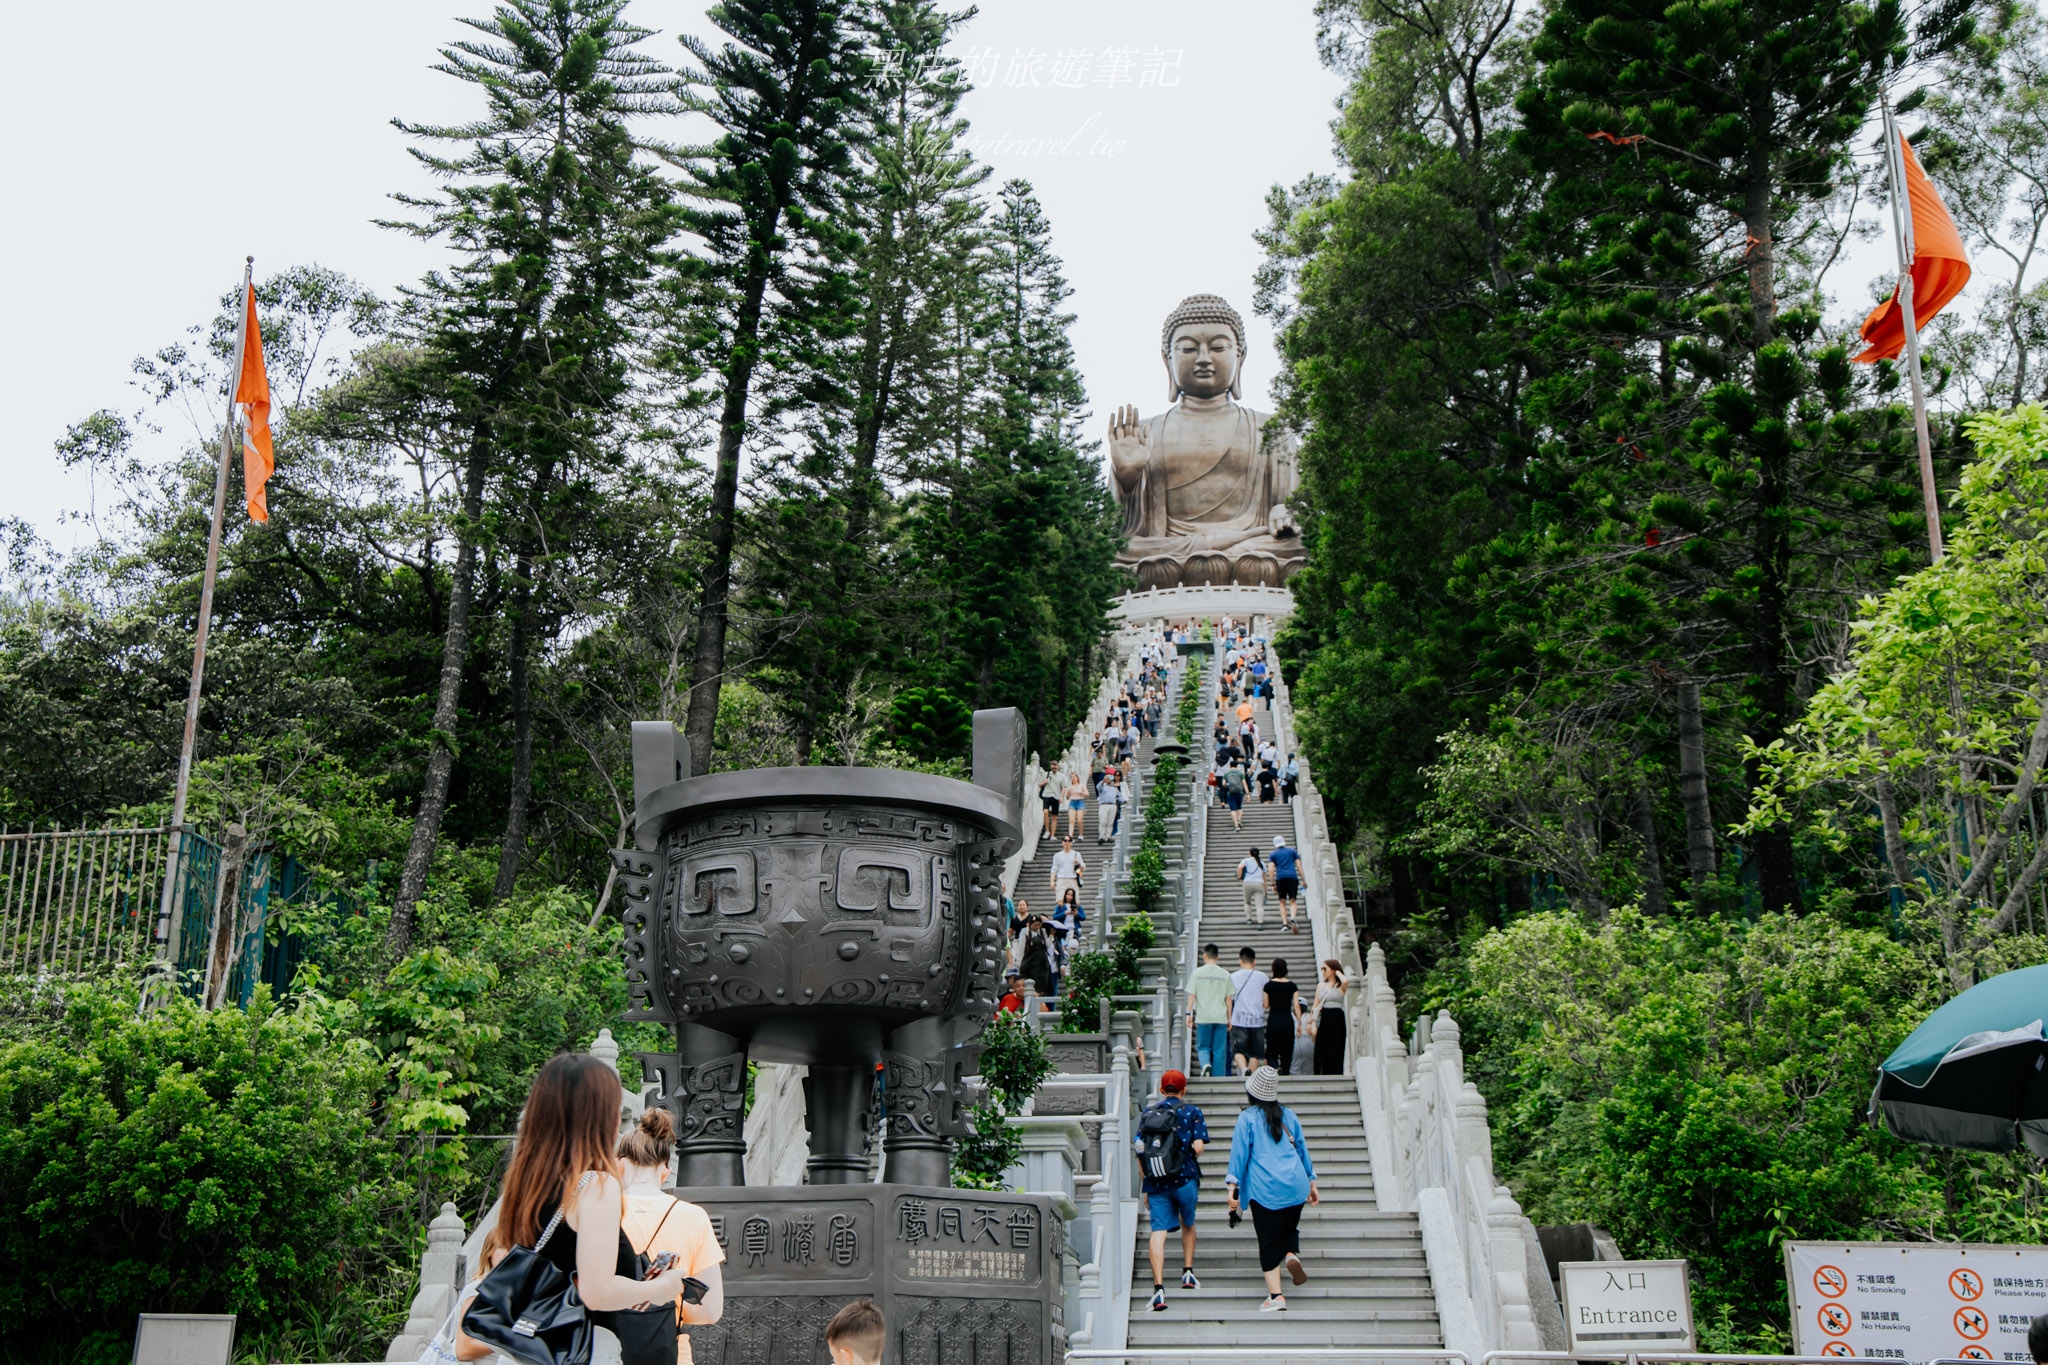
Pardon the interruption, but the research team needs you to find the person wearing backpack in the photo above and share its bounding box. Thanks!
[1134,1069,1209,1312]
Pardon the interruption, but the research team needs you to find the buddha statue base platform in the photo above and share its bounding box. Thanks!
[1109,580,1297,630]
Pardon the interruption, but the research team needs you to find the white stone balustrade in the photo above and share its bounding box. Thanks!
[1266,648,1551,1360]
[384,1201,468,1361]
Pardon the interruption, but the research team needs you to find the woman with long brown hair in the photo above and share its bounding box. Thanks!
[457,1053,689,1358]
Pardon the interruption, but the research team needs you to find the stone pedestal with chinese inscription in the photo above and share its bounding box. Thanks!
[675,1184,1065,1365]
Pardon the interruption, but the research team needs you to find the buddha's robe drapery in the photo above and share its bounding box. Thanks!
[1116,403,1301,559]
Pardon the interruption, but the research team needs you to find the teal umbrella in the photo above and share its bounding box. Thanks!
[1871,963,2048,1155]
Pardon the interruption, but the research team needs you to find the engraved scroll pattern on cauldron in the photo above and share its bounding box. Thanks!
[958,836,1009,1023]
[883,1046,979,1140]
[637,1049,747,1146]
[647,806,983,1019]
[613,846,664,1020]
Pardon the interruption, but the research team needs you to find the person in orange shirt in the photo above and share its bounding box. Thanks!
[618,1109,725,1364]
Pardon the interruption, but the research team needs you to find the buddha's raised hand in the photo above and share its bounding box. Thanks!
[1107,403,1149,475]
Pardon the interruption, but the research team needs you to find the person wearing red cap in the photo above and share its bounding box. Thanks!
[1134,1069,1209,1311]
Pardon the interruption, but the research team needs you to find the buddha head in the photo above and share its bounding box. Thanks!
[1161,293,1246,403]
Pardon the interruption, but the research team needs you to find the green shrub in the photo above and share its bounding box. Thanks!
[953,1011,1055,1191]
[975,1007,1055,1110]
[1126,845,1166,914]
[0,983,391,1359]
[1058,914,1155,1033]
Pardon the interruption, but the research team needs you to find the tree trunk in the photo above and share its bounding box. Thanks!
[846,207,903,547]
[1742,159,1801,913]
[681,264,774,778]
[387,433,491,955]
[1389,852,1422,925]
[1630,787,1671,914]
[494,553,537,903]
[1875,772,1918,897]
[1675,679,1718,895]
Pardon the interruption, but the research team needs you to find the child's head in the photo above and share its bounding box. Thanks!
[826,1298,887,1365]
[2029,1311,2048,1365]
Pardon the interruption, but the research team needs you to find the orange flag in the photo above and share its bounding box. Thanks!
[1854,132,1971,363]
[234,283,274,521]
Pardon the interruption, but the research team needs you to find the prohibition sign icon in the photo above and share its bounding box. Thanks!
[1959,1346,1993,1360]
[1820,1343,1855,1358]
[1815,1266,1849,1298]
[1955,1305,1990,1340]
[1818,1304,1853,1337]
[1952,1268,1987,1301]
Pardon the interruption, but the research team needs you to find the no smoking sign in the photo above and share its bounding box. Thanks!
[1788,1241,2048,1363]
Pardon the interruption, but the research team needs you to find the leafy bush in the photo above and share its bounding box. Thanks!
[0,983,391,1361]
[1453,907,2039,1348]
[953,1011,1054,1191]
[890,686,974,765]
[976,1007,1056,1110]
[1126,844,1167,914]
[1058,912,1156,1032]
[298,884,630,1135]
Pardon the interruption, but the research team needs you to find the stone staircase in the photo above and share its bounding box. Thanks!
[1121,663,1444,1355]
[1200,800,1313,1064]
[1125,1074,1441,1348]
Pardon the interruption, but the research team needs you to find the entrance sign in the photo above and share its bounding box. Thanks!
[1786,1241,2048,1362]
[1559,1259,1696,1353]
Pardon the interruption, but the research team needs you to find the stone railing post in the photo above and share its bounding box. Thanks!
[385,1201,467,1361]
[1488,1185,1545,1350]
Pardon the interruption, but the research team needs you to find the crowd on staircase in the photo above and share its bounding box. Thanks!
[1118,616,1445,1352]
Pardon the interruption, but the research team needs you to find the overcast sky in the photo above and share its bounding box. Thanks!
[0,0,1348,550]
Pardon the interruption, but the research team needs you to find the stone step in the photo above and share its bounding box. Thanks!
[1131,1274,1434,1297]
[1131,1246,1431,1271]
[1135,1222,1424,1245]
[1129,1294,1441,1319]
[1126,1320,1443,1346]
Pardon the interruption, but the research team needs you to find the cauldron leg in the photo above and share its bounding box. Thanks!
[882,1017,962,1187]
[803,1064,876,1184]
[669,1021,749,1186]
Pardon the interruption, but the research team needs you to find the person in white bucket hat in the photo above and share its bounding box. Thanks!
[1223,1065,1319,1311]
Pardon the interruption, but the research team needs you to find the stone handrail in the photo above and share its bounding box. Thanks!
[385,1200,468,1361]
[1266,651,1556,1360]
[1006,622,1166,900]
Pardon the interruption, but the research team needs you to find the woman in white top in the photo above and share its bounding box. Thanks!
[1063,770,1089,838]
[1311,960,1350,1076]
[1238,847,1267,927]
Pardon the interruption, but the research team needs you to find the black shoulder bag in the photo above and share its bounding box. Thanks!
[462,1174,594,1365]
[592,1200,681,1365]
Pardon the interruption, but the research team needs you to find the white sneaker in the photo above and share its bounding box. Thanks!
[1260,1294,1287,1312]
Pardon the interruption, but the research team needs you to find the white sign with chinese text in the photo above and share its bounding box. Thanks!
[1785,1241,2048,1362]
[1559,1259,1697,1353]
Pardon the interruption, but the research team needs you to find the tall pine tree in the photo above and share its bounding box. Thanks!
[1500,0,1977,909]
[671,0,870,776]
[379,0,680,950]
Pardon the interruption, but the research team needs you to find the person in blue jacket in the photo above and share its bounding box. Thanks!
[1223,1065,1320,1312]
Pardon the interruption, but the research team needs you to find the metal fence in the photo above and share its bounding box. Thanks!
[0,825,170,976]
[1,822,328,1005]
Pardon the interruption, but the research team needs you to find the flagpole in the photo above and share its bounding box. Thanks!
[1883,96,1946,563]
[151,256,254,969]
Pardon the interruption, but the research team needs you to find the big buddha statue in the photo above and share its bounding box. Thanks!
[1109,293,1303,589]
